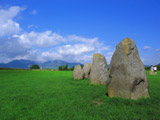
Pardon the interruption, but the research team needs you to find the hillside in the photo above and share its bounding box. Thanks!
[0,59,81,69]
[0,60,36,69]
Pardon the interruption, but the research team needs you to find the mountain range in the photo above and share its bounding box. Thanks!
[0,59,82,69]
[0,59,158,69]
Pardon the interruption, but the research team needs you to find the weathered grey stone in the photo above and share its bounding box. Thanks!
[83,63,92,79]
[73,65,84,80]
[107,38,149,99]
[89,53,108,85]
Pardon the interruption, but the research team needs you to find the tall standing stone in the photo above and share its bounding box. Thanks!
[107,38,149,99]
[83,63,92,79]
[89,53,108,85]
[73,65,84,80]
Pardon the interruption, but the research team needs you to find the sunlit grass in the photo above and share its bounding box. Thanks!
[0,70,159,120]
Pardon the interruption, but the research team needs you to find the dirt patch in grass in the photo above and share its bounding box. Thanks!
[92,98,102,106]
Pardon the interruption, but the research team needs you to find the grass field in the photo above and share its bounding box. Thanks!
[0,70,160,120]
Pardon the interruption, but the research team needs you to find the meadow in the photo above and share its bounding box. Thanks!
[0,70,160,120]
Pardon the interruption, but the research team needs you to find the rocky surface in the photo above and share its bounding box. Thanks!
[73,65,84,80]
[89,53,108,85]
[107,38,149,99]
[83,63,92,79]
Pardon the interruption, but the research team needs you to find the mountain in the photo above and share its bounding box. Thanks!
[144,64,160,67]
[0,60,36,69]
[0,59,156,70]
[40,60,81,69]
[155,64,160,70]
[156,64,160,67]
[0,59,81,69]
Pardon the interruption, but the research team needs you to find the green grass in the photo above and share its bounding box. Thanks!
[0,70,160,120]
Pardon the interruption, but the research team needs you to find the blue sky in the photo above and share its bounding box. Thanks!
[0,0,160,65]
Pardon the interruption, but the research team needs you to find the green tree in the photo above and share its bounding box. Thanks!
[145,66,151,70]
[58,66,62,71]
[70,66,74,71]
[64,64,68,70]
[59,64,70,71]
[30,64,40,69]
[80,64,84,69]
[61,66,65,71]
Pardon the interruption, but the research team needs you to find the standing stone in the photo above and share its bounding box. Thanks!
[73,65,84,80]
[89,53,108,85]
[107,38,149,99]
[83,63,92,79]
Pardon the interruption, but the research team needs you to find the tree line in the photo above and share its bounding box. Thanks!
[58,64,84,71]
[58,64,74,71]
[30,64,160,71]
[145,65,160,70]
[29,64,84,70]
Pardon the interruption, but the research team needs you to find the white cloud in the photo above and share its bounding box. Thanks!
[58,44,94,55]
[67,35,98,43]
[1,31,110,63]
[30,10,37,15]
[14,31,108,50]
[27,24,37,29]
[0,6,24,36]
[0,5,159,65]
[40,51,93,63]
[72,54,93,63]
[106,52,114,55]
[143,46,151,50]
[0,6,110,64]
[156,49,160,51]
[0,54,14,63]
[0,38,30,58]
[15,31,65,47]
[65,44,71,47]
[41,51,62,61]
[0,28,108,64]
[104,51,114,64]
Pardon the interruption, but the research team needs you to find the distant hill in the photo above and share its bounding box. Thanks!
[144,65,151,67]
[156,64,160,67]
[0,60,36,69]
[155,64,160,70]
[0,59,150,69]
[0,59,81,69]
[40,60,81,69]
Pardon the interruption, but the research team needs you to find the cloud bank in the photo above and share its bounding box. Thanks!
[0,6,24,36]
[143,46,151,50]
[0,6,110,64]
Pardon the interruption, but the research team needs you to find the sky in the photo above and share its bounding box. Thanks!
[0,0,160,65]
